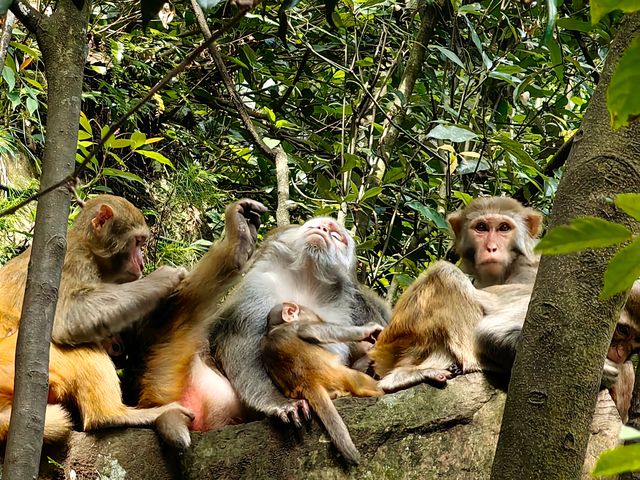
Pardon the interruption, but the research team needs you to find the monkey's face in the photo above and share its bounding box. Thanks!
[609,315,640,364]
[85,198,151,283]
[300,217,355,269]
[467,214,517,278]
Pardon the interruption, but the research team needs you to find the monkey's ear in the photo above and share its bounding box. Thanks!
[91,204,114,231]
[447,212,463,238]
[281,302,300,322]
[524,210,543,238]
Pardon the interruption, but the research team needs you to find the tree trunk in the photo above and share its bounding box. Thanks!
[491,13,640,480]
[2,0,89,478]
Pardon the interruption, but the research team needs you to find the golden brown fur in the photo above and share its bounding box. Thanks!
[262,303,382,464]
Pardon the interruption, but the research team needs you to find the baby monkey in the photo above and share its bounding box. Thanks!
[262,302,383,465]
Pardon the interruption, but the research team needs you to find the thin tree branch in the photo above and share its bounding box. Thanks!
[9,0,42,34]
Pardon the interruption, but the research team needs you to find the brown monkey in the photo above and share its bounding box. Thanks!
[159,216,389,441]
[606,281,640,422]
[370,197,542,392]
[262,302,383,464]
[0,195,190,443]
[127,199,267,448]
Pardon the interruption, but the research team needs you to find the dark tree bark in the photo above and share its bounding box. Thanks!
[2,0,90,478]
[491,13,640,480]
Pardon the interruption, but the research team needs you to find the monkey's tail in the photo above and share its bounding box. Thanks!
[0,403,72,444]
[306,387,360,465]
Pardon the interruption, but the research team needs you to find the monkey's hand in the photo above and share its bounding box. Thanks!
[147,265,189,291]
[361,322,384,343]
[601,359,620,389]
[225,199,268,270]
[273,399,310,428]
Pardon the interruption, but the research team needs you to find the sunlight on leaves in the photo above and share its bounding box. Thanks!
[592,443,640,477]
[535,217,632,255]
[590,0,640,24]
[607,35,640,129]
[601,238,640,299]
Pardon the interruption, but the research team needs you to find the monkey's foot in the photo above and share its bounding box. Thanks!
[274,399,310,428]
[379,368,453,393]
[155,407,194,449]
[447,363,462,376]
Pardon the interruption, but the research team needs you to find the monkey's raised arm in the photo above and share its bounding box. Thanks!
[297,322,382,344]
[53,266,185,345]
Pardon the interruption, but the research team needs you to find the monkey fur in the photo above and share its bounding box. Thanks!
[262,302,383,464]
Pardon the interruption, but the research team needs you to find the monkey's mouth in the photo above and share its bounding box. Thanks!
[306,230,330,248]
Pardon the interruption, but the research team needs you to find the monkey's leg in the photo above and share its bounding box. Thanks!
[0,404,72,444]
[447,335,481,373]
[343,369,383,397]
[378,364,453,393]
[70,348,192,431]
[610,361,634,423]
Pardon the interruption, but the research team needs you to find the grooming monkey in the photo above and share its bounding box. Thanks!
[120,199,267,448]
[262,302,383,464]
[0,195,190,443]
[370,197,542,392]
[202,217,389,430]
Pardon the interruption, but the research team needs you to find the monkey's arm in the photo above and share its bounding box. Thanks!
[297,322,382,344]
[52,266,186,345]
[180,199,266,310]
[351,286,390,326]
[216,329,305,420]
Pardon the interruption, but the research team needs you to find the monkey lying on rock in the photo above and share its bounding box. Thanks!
[262,302,383,465]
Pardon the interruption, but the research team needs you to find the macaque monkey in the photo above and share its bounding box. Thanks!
[370,197,542,392]
[0,195,190,443]
[122,199,267,449]
[262,302,383,464]
[607,281,640,422]
[201,217,389,432]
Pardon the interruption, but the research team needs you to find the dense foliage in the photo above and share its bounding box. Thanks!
[0,0,626,298]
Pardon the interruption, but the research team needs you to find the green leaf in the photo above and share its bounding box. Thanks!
[592,443,640,476]
[542,0,558,46]
[431,46,465,70]
[557,17,593,33]
[406,201,449,230]
[136,149,174,168]
[547,36,564,82]
[619,425,640,442]
[102,168,146,184]
[109,139,133,149]
[535,217,632,255]
[79,112,92,134]
[607,35,640,129]
[591,0,640,25]
[2,66,15,92]
[361,187,383,202]
[130,132,147,150]
[26,96,38,116]
[615,193,640,221]
[427,124,478,142]
[491,134,540,171]
[601,238,640,299]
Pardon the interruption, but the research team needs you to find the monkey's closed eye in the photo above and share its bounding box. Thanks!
[330,231,342,242]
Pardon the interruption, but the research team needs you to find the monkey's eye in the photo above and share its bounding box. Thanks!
[616,324,630,337]
[498,223,511,232]
[474,222,488,232]
[330,231,342,242]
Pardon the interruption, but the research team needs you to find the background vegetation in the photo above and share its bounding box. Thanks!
[1,0,619,300]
